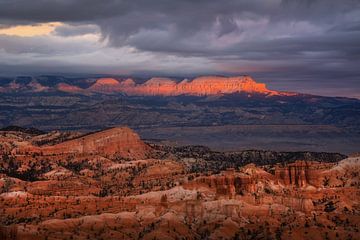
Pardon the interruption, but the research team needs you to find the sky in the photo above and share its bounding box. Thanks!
[0,0,359,98]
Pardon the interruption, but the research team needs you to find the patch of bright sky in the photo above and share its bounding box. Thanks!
[0,22,63,37]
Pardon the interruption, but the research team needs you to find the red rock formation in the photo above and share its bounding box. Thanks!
[84,75,292,96]
[27,80,49,92]
[42,127,150,159]
[87,78,123,93]
[1,127,358,240]
[175,76,270,95]
[56,83,86,94]
[0,226,17,240]
[130,77,178,96]
[190,169,257,198]
[275,161,334,187]
[14,127,151,159]
[0,144,359,240]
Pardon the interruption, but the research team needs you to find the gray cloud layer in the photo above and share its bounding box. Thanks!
[0,0,359,97]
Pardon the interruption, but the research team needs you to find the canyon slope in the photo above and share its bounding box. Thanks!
[8,127,151,159]
[0,127,359,239]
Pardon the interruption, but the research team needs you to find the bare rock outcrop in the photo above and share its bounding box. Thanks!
[87,78,123,93]
[275,161,334,187]
[42,127,151,158]
[14,127,151,159]
[84,75,290,96]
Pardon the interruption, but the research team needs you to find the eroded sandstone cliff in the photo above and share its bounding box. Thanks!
[64,75,291,96]
[0,128,359,240]
[7,127,151,159]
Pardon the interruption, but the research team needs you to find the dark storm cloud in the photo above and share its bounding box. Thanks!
[53,24,100,37]
[0,0,359,97]
[0,0,358,53]
[0,0,124,22]
[0,34,98,55]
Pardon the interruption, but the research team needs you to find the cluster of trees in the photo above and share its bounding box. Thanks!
[151,144,347,174]
[0,154,51,181]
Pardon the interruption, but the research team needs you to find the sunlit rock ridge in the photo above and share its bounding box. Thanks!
[61,76,293,96]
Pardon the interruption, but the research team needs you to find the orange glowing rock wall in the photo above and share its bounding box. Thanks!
[87,76,278,96]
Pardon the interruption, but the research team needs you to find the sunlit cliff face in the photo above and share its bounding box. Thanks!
[66,75,290,96]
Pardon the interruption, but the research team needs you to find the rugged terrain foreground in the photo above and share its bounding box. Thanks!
[0,127,359,239]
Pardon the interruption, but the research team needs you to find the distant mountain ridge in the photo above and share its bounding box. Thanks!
[1,74,359,154]
[84,76,287,96]
[0,126,46,135]
[0,75,296,97]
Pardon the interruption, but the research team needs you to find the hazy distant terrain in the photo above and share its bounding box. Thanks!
[1,75,359,154]
[140,125,360,154]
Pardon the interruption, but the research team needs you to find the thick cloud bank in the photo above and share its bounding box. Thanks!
[0,0,359,97]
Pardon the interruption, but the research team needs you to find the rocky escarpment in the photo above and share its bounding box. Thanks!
[0,125,359,240]
[183,160,357,214]
[127,76,269,96]
[55,75,288,96]
[188,168,259,198]
[87,78,123,93]
[274,161,334,187]
[13,127,151,159]
[187,161,330,196]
